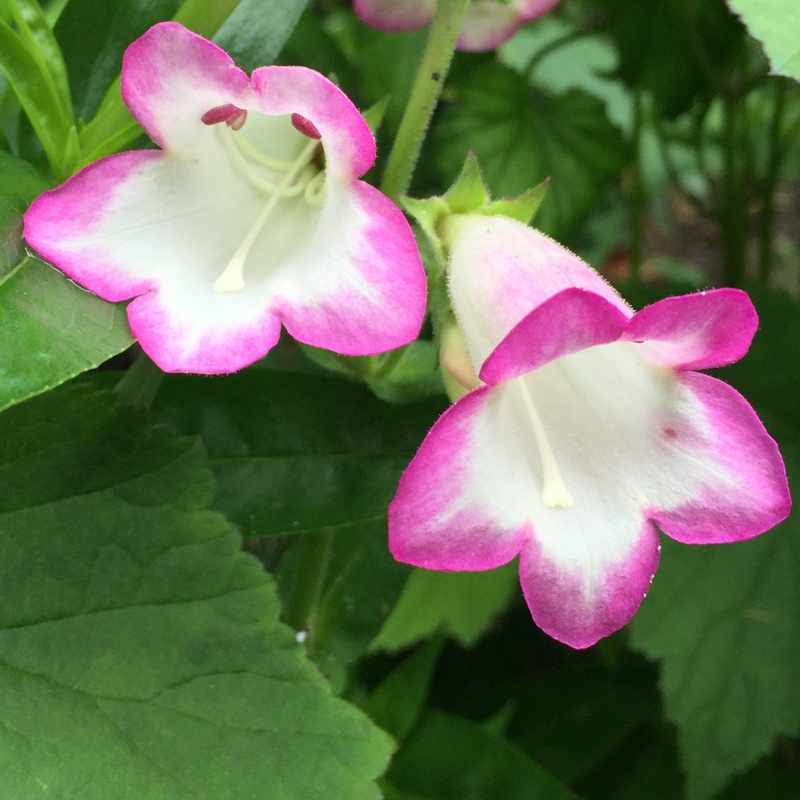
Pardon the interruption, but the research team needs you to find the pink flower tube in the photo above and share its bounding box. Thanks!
[390,216,790,649]
[24,23,426,374]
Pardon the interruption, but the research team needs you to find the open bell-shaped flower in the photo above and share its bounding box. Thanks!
[24,22,426,374]
[354,0,561,52]
[389,215,791,649]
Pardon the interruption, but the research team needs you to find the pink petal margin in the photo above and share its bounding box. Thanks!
[278,182,427,356]
[479,288,630,385]
[127,290,283,375]
[122,22,251,152]
[23,151,161,303]
[652,371,791,544]
[389,387,530,571]
[250,66,376,179]
[622,288,758,370]
[519,520,660,650]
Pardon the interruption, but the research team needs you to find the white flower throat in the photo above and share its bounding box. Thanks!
[202,106,327,294]
[515,377,574,509]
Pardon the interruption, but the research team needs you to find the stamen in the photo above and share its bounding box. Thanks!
[202,103,247,129]
[291,113,321,139]
[515,378,573,509]
[213,138,320,294]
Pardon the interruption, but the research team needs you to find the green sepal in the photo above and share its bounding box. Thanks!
[400,151,550,266]
[362,95,390,136]
[443,151,491,212]
[484,176,550,223]
[399,194,450,266]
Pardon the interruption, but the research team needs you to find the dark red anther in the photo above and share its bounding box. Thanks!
[291,113,321,140]
[201,104,247,130]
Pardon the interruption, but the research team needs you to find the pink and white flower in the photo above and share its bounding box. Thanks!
[24,22,426,374]
[354,0,561,52]
[389,216,790,649]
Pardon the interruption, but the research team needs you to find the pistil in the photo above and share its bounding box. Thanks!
[515,378,574,509]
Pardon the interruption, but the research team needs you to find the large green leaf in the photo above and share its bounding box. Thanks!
[433,64,628,240]
[629,504,800,800]
[154,369,443,538]
[0,383,392,798]
[728,0,800,81]
[0,150,133,413]
[154,369,442,680]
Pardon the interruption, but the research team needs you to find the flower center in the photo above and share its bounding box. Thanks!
[202,106,327,294]
[515,377,573,509]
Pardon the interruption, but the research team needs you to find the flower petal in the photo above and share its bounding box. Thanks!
[275,181,427,355]
[457,0,560,51]
[122,22,251,153]
[250,66,376,179]
[456,2,519,51]
[389,386,532,571]
[515,0,562,17]
[354,0,437,32]
[519,518,660,649]
[127,287,282,374]
[24,151,162,302]
[621,288,758,370]
[650,372,791,543]
[479,288,629,385]
[449,217,630,371]
[25,148,290,372]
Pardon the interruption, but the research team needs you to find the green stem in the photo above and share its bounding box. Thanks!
[113,353,164,409]
[283,530,332,632]
[758,79,788,284]
[380,0,470,198]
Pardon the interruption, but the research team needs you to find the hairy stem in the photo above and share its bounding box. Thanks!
[380,0,470,198]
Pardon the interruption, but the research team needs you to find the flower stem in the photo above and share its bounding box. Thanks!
[113,353,164,409]
[380,0,470,198]
[283,530,332,633]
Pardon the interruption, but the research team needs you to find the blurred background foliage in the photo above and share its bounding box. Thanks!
[1,0,800,798]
